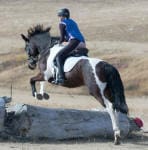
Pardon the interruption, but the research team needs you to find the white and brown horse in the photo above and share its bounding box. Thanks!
[21,25,128,144]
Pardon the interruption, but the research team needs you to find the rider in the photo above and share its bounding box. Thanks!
[55,8,86,84]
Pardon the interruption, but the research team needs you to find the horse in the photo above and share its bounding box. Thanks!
[21,24,128,145]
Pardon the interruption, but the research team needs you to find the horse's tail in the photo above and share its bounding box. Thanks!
[104,63,129,114]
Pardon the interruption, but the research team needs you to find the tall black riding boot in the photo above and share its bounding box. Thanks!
[55,56,65,85]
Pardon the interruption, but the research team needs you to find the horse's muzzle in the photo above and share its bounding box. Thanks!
[28,63,36,70]
[27,56,38,70]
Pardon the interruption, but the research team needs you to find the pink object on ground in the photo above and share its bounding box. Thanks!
[134,117,143,128]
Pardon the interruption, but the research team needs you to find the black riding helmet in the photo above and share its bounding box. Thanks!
[57,8,70,18]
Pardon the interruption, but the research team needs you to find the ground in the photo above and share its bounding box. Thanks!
[0,88,148,150]
[0,0,148,149]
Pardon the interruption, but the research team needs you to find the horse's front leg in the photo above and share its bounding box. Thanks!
[30,77,37,98]
[39,81,50,100]
[30,73,45,99]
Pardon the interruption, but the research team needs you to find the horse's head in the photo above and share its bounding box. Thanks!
[21,25,52,70]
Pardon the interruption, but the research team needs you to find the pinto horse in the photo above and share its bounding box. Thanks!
[21,25,128,145]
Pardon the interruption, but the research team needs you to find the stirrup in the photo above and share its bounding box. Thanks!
[51,80,58,85]
[51,78,64,85]
[57,78,64,84]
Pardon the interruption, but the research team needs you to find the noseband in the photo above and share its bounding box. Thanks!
[28,55,38,70]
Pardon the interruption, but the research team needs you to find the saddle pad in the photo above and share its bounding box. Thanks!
[64,56,88,72]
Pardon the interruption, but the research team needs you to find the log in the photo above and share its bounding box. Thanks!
[0,96,140,140]
[0,97,11,132]
[0,98,5,132]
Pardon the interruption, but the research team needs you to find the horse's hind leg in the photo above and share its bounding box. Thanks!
[104,98,121,145]
[84,59,121,144]
[97,84,121,144]
[88,85,121,144]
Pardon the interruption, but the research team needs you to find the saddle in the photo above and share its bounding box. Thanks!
[50,37,89,57]
[67,47,89,57]
[52,47,89,84]
[53,47,89,69]
[48,43,89,84]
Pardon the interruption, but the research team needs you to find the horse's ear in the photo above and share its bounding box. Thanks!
[45,26,51,32]
[21,34,29,42]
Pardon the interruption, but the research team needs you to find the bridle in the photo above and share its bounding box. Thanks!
[25,43,39,70]
[26,36,59,70]
[27,55,38,70]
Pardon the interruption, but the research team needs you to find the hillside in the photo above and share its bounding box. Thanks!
[0,0,148,96]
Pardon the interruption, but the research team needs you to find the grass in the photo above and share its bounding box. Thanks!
[0,0,148,97]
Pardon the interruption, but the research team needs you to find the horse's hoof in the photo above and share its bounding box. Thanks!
[43,93,50,100]
[114,135,121,145]
[37,94,43,100]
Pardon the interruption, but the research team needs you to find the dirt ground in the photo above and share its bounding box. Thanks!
[0,0,148,149]
[0,87,148,150]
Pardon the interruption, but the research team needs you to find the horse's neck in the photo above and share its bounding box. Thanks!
[49,44,64,61]
[43,45,64,79]
[38,49,50,71]
[39,44,63,71]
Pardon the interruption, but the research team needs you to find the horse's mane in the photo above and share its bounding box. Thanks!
[28,24,48,38]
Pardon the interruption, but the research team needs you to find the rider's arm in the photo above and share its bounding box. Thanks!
[59,23,66,44]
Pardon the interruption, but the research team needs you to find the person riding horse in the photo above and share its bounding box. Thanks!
[21,24,128,145]
[55,8,86,84]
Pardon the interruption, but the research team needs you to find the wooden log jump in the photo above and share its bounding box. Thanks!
[0,97,140,140]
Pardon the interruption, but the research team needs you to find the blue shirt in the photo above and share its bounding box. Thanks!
[60,18,85,43]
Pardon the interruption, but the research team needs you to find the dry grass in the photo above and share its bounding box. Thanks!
[0,0,148,96]
[0,1,148,149]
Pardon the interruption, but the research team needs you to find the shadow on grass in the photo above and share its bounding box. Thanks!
[0,132,147,146]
